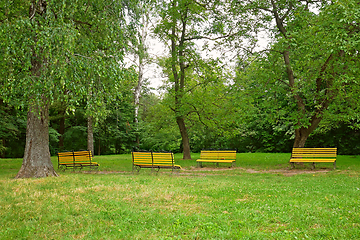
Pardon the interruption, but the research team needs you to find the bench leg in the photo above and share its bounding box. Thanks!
[90,165,99,171]
[151,167,160,173]
[333,161,336,170]
[232,162,236,167]
[133,165,141,173]
[59,165,66,172]
[290,162,295,169]
[172,167,181,174]
[197,162,202,168]
[312,162,315,170]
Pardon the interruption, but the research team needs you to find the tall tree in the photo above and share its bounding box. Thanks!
[0,1,136,178]
[233,0,360,147]
[154,0,245,159]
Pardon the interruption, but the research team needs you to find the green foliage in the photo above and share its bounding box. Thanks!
[137,93,181,152]
[0,0,138,114]
[48,87,137,155]
[0,100,27,158]
[63,126,88,152]
[307,122,360,155]
[95,98,136,155]
[230,0,360,148]
[48,127,60,155]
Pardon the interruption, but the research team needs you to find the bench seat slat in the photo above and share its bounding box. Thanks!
[132,165,181,169]
[59,162,99,164]
[292,154,336,157]
[197,160,235,163]
[290,159,336,162]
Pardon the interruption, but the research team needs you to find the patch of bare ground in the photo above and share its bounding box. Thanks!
[80,170,128,174]
[243,168,331,176]
[79,167,332,176]
[182,166,331,176]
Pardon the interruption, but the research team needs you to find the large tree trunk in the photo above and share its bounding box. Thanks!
[293,115,322,148]
[293,128,310,148]
[87,116,94,157]
[176,116,191,159]
[15,103,58,178]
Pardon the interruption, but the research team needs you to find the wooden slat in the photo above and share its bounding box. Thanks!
[132,152,152,165]
[152,152,174,165]
[290,159,336,162]
[196,160,234,163]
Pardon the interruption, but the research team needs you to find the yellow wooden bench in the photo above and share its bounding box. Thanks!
[196,150,236,168]
[289,148,337,169]
[132,151,181,172]
[58,150,99,171]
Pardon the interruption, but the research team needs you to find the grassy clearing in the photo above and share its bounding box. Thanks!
[1,153,360,239]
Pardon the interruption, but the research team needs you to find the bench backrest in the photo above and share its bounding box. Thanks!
[132,151,175,166]
[291,148,337,158]
[152,152,174,166]
[132,151,153,165]
[200,150,236,161]
[58,150,93,165]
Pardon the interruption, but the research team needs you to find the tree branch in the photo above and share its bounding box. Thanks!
[316,53,333,93]
[280,2,293,22]
[66,18,92,27]
[184,31,239,42]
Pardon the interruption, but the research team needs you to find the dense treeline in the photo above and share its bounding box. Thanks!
[1,86,359,157]
[0,0,359,177]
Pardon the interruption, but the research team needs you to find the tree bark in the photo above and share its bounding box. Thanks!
[15,102,58,178]
[87,116,94,157]
[176,116,191,159]
[293,128,309,148]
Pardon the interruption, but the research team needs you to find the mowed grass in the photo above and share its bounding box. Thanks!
[0,153,360,239]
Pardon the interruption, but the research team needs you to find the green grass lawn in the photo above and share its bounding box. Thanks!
[1,153,360,239]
